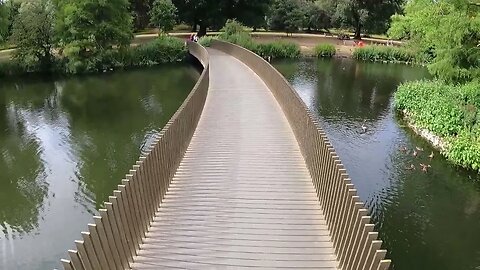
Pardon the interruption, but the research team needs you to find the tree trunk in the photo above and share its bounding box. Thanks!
[192,19,198,32]
[354,23,362,39]
[198,22,207,37]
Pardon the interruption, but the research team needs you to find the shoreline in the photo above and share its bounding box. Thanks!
[400,110,448,152]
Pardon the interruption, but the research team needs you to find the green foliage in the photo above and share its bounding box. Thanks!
[353,45,416,63]
[0,60,23,77]
[62,36,186,74]
[255,41,301,58]
[220,19,246,38]
[395,80,480,171]
[55,0,133,73]
[172,0,272,34]
[218,20,300,59]
[302,1,331,31]
[125,36,186,66]
[388,0,480,83]
[10,0,55,72]
[317,0,404,38]
[0,1,8,43]
[314,43,336,57]
[269,0,304,33]
[172,23,192,32]
[130,0,153,30]
[198,36,217,47]
[149,0,177,33]
[219,20,257,51]
[0,36,187,76]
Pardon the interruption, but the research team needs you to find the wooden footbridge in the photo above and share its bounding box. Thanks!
[60,41,391,270]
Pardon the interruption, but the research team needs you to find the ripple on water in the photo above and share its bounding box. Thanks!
[273,58,480,270]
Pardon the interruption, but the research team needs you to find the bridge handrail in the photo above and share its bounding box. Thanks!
[211,40,391,270]
[60,41,210,270]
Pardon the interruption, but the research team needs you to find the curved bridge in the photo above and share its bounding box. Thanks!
[60,41,390,270]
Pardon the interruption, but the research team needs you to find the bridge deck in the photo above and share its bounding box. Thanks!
[130,49,338,269]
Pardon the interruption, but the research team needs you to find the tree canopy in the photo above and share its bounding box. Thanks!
[172,0,271,36]
[150,0,177,33]
[269,0,304,32]
[0,2,8,42]
[11,0,55,71]
[389,0,480,82]
[318,0,404,38]
[54,0,133,72]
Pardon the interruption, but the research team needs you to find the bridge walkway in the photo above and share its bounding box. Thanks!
[130,48,338,269]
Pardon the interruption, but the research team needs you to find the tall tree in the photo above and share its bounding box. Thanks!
[389,0,480,82]
[150,0,177,33]
[0,1,7,43]
[318,0,404,38]
[11,0,55,71]
[172,0,271,36]
[54,0,133,72]
[130,0,153,30]
[301,0,332,32]
[269,0,304,32]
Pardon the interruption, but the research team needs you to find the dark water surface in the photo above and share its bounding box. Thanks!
[0,64,198,269]
[273,58,480,270]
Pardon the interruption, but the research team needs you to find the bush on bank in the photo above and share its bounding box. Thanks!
[314,44,336,58]
[394,80,480,171]
[0,36,187,77]
[353,45,417,64]
[217,20,300,59]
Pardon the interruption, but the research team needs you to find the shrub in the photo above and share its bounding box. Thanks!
[255,41,300,59]
[218,20,299,59]
[198,36,217,47]
[219,19,247,39]
[127,36,186,66]
[1,36,187,76]
[0,61,23,77]
[173,23,192,32]
[314,43,336,58]
[395,80,480,171]
[353,45,416,63]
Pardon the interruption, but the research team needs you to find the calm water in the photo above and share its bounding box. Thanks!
[0,64,198,269]
[273,58,480,270]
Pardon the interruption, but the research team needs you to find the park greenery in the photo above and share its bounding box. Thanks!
[215,20,301,59]
[395,80,480,171]
[389,0,480,172]
[0,0,407,77]
[0,0,478,171]
[353,45,416,64]
[313,43,336,57]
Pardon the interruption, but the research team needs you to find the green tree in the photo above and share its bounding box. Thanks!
[11,0,55,71]
[0,1,8,43]
[302,0,332,32]
[172,0,271,36]
[389,0,480,82]
[149,0,177,33]
[269,0,304,33]
[318,0,404,38]
[130,0,153,30]
[54,0,133,73]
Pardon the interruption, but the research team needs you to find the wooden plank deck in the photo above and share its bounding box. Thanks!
[130,48,338,269]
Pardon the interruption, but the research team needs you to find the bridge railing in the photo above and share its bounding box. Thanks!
[60,42,210,270]
[211,40,391,270]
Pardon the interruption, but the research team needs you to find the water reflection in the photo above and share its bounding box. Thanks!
[274,58,480,270]
[0,64,197,269]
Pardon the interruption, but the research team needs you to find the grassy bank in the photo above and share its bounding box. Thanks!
[395,80,480,171]
[199,20,301,59]
[314,44,336,58]
[0,36,187,77]
[353,45,418,64]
